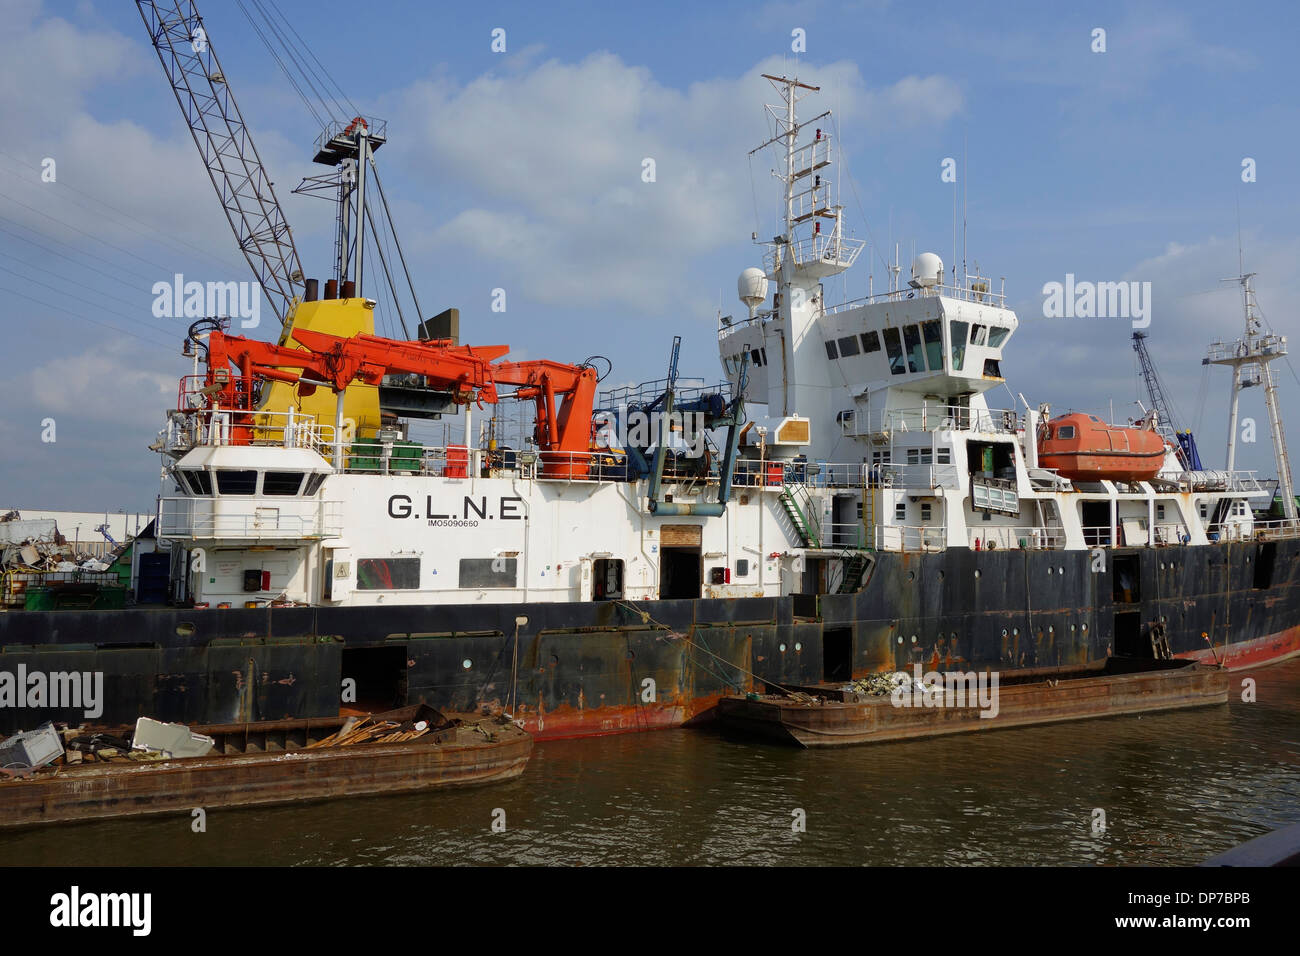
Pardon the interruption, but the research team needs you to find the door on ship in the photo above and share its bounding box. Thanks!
[658,524,702,599]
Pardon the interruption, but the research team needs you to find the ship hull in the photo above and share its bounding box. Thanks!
[2,536,1297,739]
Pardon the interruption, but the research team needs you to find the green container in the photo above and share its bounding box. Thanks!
[390,440,423,473]
[347,440,382,473]
[23,585,126,611]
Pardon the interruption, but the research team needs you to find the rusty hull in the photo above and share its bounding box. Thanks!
[715,658,1230,748]
[0,712,531,828]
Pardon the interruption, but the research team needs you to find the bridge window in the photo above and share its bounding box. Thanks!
[988,326,1010,348]
[837,335,860,357]
[903,325,924,372]
[825,340,839,360]
[303,474,326,495]
[262,471,305,496]
[970,323,988,346]
[883,328,905,374]
[861,330,881,353]
[950,320,968,371]
[357,557,421,590]
[215,470,258,495]
[178,469,212,496]
[922,320,944,371]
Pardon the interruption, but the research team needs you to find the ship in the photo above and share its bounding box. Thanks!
[2,10,1298,740]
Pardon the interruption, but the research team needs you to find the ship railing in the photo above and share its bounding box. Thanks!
[1163,469,1266,493]
[158,498,344,540]
[874,524,947,552]
[598,377,713,408]
[169,379,341,454]
[1250,518,1300,541]
[1154,522,1193,545]
[841,405,1021,436]
[820,521,870,549]
[824,279,1007,315]
[1080,525,1123,547]
[969,526,1066,550]
[763,234,865,274]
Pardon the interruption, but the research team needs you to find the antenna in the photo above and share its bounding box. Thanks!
[962,131,968,286]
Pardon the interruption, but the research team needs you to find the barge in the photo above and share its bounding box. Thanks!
[0,705,531,828]
[714,657,1230,748]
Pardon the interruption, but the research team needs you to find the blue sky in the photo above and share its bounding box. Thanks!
[2,0,1298,510]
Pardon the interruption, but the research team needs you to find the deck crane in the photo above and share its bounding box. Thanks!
[197,328,599,478]
[1132,331,1203,471]
[136,1,304,325]
[143,1,604,479]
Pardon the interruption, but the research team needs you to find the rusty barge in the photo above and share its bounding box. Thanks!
[0,706,531,828]
[714,657,1231,748]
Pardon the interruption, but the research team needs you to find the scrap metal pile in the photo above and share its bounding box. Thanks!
[0,511,121,573]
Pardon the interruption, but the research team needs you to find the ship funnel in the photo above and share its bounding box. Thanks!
[738,267,769,318]
[909,252,943,289]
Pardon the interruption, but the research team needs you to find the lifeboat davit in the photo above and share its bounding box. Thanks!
[1037,412,1167,482]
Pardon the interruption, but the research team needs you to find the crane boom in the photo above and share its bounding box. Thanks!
[137,0,304,325]
[1133,331,1201,470]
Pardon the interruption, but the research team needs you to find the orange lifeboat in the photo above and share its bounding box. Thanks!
[1037,413,1167,482]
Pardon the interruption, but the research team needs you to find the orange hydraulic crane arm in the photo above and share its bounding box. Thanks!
[205,331,335,410]
[491,360,599,454]
[203,328,599,463]
[291,329,509,404]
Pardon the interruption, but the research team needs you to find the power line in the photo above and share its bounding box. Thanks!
[0,151,246,275]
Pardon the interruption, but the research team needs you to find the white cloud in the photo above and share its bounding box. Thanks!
[28,340,176,427]
[388,53,961,312]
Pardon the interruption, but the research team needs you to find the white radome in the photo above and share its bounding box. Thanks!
[737,267,769,313]
[910,252,944,288]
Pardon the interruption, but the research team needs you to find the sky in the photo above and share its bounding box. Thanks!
[1,0,1298,511]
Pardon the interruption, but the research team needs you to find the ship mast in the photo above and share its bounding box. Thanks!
[748,75,862,417]
[1205,272,1296,521]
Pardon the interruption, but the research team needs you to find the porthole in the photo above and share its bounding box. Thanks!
[1057,566,1064,575]
[974,570,982,579]
[897,636,903,645]
[938,571,945,581]
[1012,627,1020,636]
[794,642,802,652]
[461,659,472,669]
[1001,628,1008,638]
[907,571,916,581]
[1048,625,1055,634]
[779,643,787,652]
[910,635,918,644]
[1082,624,1089,633]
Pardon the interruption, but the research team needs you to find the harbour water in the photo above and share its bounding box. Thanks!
[4,659,1297,867]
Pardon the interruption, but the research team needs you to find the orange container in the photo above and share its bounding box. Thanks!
[444,444,469,478]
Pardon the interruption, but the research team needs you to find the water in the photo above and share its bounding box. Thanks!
[4,660,1298,866]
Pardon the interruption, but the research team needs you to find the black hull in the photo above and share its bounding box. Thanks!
[2,538,1297,738]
